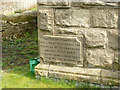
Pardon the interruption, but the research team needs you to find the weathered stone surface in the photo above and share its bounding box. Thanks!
[39,35,83,67]
[38,8,54,32]
[86,49,114,69]
[55,27,78,35]
[71,1,118,7]
[35,69,48,77]
[113,51,119,71]
[38,0,69,6]
[38,29,53,35]
[107,29,119,50]
[35,64,119,85]
[35,64,102,77]
[71,0,105,7]
[101,69,119,85]
[91,8,118,28]
[55,27,108,48]
[101,78,119,85]
[84,28,107,48]
[101,69,119,79]
[55,9,90,27]
[48,71,101,84]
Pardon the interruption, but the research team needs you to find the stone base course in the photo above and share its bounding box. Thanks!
[35,64,119,85]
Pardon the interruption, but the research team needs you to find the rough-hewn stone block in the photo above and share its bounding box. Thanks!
[55,9,90,27]
[36,69,48,77]
[107,29,119,50]
[55,27,78,35]
[101,78,119,85]
[38,7,54,32]
[101,69,118,79]
[70,1,118,7]
[91,8,118,28]
[101,69,119,85]
[38,0,69,6]
[86,49,114,69]
[84,28,107,48]
[112,51,119,71]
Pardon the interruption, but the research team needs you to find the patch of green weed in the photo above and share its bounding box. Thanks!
[30,8,37,11]
[28,50,38,54]
[20,52,26,55]
[16,47,24,51]
[2,62,8,67]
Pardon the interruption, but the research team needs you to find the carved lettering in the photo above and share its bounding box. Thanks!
[39,35,82,65]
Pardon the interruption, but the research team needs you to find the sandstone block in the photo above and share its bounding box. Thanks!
[55,9,90,27]
[55,27,78,35]
[107,29,119,50]
[35,64,119,85]
[38,8,54,32]
[101,69,119,85]
[70,1,118,7]
[91,8,118,28]
[84,28,107,48]
[101,78,119,86]
[35,64,102,77]
[38,0,69,6]
[101,69,119,79]
[86,49,114,69]
[35,69,48,77]
[48,71,101,84]
[112,51,119,71]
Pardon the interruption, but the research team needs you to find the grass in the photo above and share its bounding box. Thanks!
[2,65,102,88]
[2,65,72,88]
[30,7,37,11]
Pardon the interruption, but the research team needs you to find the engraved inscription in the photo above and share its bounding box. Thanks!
[39,35,82,65]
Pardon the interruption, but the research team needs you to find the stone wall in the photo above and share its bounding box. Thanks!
[1,11,37,40]
[35,1,120,85]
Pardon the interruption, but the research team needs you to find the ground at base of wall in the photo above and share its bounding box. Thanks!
[2,64,119,88]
